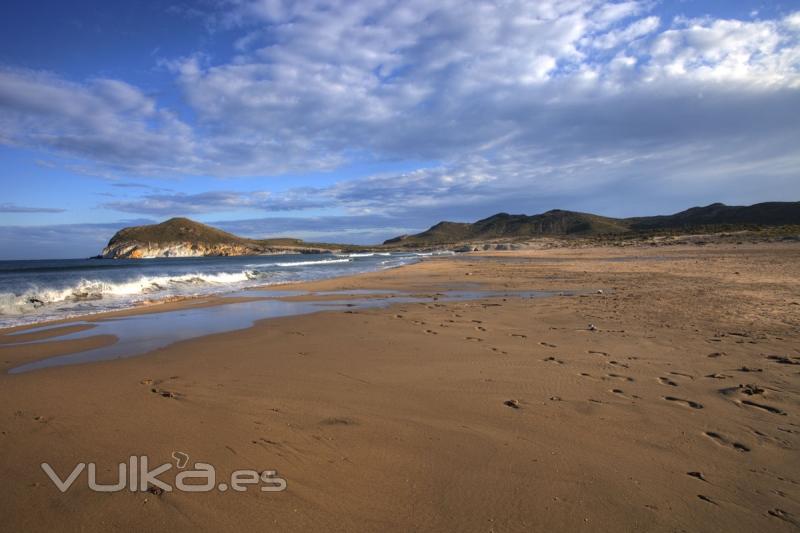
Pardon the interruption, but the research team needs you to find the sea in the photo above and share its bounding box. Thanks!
[0,251,446,329]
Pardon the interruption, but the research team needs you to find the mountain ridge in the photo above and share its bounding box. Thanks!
[99,201,800,258]
[383,201,800,246]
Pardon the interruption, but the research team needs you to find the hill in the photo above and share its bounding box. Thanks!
[384,202,800,246]
[101,218,351,259]
[628,202,800,230]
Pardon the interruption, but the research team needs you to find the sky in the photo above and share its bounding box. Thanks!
[0,0,799,259]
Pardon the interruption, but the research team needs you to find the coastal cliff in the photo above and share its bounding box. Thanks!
[101,218,345,259]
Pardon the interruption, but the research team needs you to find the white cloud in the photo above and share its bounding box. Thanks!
[0,0,797,216]
[592,16,660,49]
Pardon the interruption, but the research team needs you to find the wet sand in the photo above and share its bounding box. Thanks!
[0,243,798,531]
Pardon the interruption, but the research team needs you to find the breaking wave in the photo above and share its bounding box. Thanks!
[273,258,353,267]
[0,251,437,328]
[0,271,275,316]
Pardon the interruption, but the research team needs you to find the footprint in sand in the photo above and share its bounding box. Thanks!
[663,396,703,409]
[658,377,678,387]
[474,326,487,332]
[539,342,557,348]
[766,355,800,365]
[464,336,483,342]
[424,329,438,335]
[769,508,800,527]
[669,371,695,380]
[606,373,634,382]
[588,350,609,356]
[510,333,527,339]
[740,399,787,416]
[697,495,718,505]
[704,431,750,452]
[543,356,564,364]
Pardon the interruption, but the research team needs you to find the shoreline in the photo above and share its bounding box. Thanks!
[0,243,798,531]
[0,254,427,334]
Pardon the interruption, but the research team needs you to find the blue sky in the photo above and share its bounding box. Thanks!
[1,0,799,258]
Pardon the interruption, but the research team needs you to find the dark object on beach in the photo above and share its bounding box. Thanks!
[739,384,764,395]
[503,399,520,409]
[147,485,165,496]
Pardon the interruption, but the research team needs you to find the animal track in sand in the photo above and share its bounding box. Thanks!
[663,396,703,409]
[704,431,750,452]
[658,377,678,387]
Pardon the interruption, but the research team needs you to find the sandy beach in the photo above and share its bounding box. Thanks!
[1,244,799,532]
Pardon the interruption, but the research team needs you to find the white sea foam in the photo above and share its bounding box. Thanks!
[345,252,391,258]
[273,258,352,267]
[0,271,271,317]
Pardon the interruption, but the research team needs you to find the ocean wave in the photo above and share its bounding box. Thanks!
[0,271,270,316]
[345,252,391,258]
[413,250,456,257]
[273,258,353,267]
[0,253,421,327]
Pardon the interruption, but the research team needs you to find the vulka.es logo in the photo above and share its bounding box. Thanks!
[41,452,287,493]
